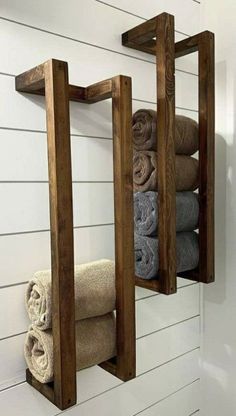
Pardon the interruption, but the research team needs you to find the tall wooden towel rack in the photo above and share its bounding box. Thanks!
[15,59,136,410]
[122,12,215,294]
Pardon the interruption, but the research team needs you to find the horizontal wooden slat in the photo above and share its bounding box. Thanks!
[0,105,197,181]
[0,317,199,391]
[0,0,199,74]
[0,225,115,287]
[136,284,199,338]
[0,130,113,182]
[0,349,199,416]
[0,19,198,110]
[57,349,200,416]
[137,317,200,375]
[0,182,114,234]
[0,282,199,339]
[0,213,197,288]
[94,0,200,35]
[137,380,200,415]
[0,75,198,138]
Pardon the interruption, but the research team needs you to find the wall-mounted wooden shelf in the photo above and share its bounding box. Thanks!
[16,59,136,410]
[122,12,215,293]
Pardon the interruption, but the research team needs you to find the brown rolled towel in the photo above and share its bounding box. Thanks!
[133,151,199,192]
[24,313,116,383]
[26,259,115,330]
[132,109,199,155]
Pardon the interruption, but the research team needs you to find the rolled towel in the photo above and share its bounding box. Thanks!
[26,259,115,330]
[133,151,199,192]
[24,312,116,383]
[134,191,199,235]
[135,234,158,280]
[132,109,198,155]
[135,232,199,279]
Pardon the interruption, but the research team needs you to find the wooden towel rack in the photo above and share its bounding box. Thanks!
[16,59,136,410]
[122,12,215,294]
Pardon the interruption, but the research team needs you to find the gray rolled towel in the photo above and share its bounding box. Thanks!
[132,109,199,155]
[24,312,116,383]
[134,191,199,235]
[135,232,199,279]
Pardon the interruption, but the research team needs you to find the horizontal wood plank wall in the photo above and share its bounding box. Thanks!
[0,0,201,414]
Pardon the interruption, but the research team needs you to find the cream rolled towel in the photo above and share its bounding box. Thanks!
[24,312,116,384]
[26,259,115,330]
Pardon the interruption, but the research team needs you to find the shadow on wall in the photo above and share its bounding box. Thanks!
[204,132,227,305]
[17,88,113,138]
[201,58,236,415]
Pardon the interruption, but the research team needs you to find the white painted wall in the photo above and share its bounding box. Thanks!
[200,1,236,415]
[0,1,201,415]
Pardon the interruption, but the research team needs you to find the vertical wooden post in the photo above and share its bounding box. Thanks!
[44,59,76,409]
[156,13,176,294]
[198,32,215,283]
[112,75,136,380]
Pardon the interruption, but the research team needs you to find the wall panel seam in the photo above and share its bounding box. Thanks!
[94,0,198,37]
[55,348,200,416]
[136,315,200,340]
[0,16,198,77]
[132,378,200,415]
[0,349,200,408]
[0,72,199,113]
[0,313,200,343]
[0,223,115,238]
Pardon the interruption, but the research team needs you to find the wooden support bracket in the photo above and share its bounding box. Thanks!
[122,13,215,290]
[15,59,136,410]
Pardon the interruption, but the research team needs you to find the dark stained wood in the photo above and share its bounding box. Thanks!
[86,79,112,102]
[198,32,215,284]
[15,76,112,104]
[156,13,176,295]
[16,61,136,409]
[122,17,156,47]
[44,59,76,410]
[135,276,160,292]
[26,369,55,404]
[177,268,199,282]
[15,63,45,93]
[16,59,76,411]
[111,75,136,380]
[175,32,210,58]
[122,15,215,289]
[69,85,86,102]
[124,13,177,295]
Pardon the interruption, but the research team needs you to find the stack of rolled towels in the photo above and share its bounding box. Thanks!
[133,109,199,279]
[24,259,116,383]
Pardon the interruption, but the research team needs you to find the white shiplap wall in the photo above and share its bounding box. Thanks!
[0,1,201,415]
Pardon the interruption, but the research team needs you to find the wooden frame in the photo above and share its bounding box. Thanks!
[16,59,136,410]
[122,12,215,292]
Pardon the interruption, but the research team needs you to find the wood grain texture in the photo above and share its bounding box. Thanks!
[198,32,215,283]
[44,59,76,409]
[124,13,176,294]
[112,75,136,380]
[16,59,76,410]
[15,61,136,407]
[156,13,176,294]
[122,16,215,288]
[176,31,215,284]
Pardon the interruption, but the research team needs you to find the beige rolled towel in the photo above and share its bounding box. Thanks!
[132,109,199,155]
[133,151,199,192]
[24,312,116,383]
[26,259,115,330]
